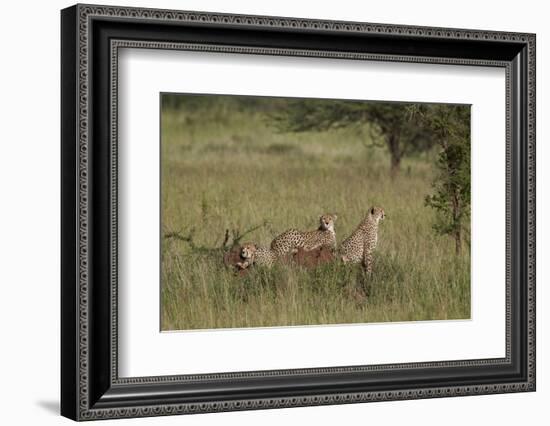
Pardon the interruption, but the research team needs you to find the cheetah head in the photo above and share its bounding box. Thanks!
[240,242,257,260]
[369,207,385,222]
[319,214,337,232]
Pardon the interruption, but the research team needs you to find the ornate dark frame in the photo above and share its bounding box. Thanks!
[61,3,536,421]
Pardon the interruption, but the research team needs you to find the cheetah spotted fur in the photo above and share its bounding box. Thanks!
[236,242,277,269]
[270,214,337,257]
[339,207,385,273]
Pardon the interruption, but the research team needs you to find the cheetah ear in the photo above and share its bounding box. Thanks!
[332,214,338,221]
[370,207,375,215]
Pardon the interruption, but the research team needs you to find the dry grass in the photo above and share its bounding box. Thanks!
[160,97,470,331]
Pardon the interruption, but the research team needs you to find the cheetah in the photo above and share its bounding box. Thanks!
[236,242,277,269]
[339,207,385,273]
[270,214,337,257]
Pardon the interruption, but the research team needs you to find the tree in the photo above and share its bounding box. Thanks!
[270,99,436,177]
[419,104,471,255]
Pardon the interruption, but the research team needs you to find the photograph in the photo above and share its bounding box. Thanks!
[160,93,472,331]
[58,2,536,421]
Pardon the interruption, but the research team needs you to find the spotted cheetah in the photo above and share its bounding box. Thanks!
[236,242,277,269]
[339,207,385,273]
[270,214,337,257]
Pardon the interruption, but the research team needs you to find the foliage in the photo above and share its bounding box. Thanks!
[418,104,471,254]
[270,99,438,176]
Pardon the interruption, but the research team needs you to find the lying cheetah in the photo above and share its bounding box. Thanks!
[339,207,385,273]
[270,214,337,257]
[236,242,277,269]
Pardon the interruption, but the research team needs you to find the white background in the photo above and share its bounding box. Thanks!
[0,0,547,425]
[119,50,506,377]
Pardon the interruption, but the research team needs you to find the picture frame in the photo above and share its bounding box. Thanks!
[61,3,536,421]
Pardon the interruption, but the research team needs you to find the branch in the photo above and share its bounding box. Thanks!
[164,228,218,254]
[164,220,270,254]
[231,220,270,246]
[221,229,230,249]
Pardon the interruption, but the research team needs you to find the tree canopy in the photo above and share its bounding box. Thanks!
[270,99,438,176]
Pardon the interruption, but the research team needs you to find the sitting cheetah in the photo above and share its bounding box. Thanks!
[236,242,277,269]
[339,207,385,273]
[270,214,337,257]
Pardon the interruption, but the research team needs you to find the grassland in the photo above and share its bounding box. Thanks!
[160,97,470,331]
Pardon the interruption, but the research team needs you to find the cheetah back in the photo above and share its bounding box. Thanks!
[339,229,365,263]
[254,246,277,267]
[270,229,305,256]
[271,228,336,256]
[302,229,336,251]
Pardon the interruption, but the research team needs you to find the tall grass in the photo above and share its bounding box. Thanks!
[160,97,470,331]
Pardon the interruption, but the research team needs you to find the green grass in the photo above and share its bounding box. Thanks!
[160,97,470,331]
